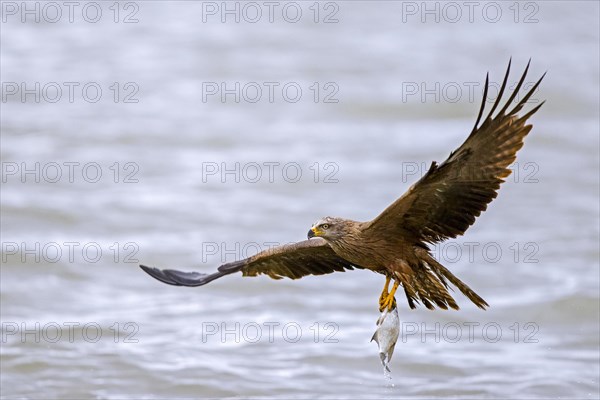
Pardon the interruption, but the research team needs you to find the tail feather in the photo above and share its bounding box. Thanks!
[422,254,489,310]
[402,279,419,309]
[417,266,459,310]
[411,273,436,310]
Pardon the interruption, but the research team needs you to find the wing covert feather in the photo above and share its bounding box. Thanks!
[240,238,363,279]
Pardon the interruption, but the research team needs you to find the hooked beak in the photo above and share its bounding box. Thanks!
[307,227,317,239]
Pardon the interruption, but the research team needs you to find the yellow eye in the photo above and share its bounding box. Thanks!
[321,224,330,230]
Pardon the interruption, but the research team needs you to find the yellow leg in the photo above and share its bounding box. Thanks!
[380,281,399,312]
[378,276,391,310]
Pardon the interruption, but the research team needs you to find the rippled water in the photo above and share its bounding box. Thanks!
[1,1,599,399]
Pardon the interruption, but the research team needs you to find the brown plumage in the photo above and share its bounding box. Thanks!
[140,60,545,311]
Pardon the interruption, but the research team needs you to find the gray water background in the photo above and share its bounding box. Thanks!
[1,1,599,399]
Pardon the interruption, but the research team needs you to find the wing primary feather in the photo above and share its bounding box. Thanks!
[162,269,228,286]
[140,263,241,287]
[140,265,183,286]
[507,72,546,116]
[484,57,512,122]
[516,100,546,124]
[471,72,489,134]
[497,58,531,116]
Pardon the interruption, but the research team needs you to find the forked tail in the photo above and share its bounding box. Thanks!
[421,252,489,310]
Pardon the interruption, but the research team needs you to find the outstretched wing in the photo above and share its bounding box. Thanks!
[363,60,545,244]
[140,238,364,287]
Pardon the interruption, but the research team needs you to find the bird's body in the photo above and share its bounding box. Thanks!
[141,60,545,313]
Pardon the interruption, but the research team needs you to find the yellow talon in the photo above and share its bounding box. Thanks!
[378,276,391,308]
[387,281,399,311]
[379,279,399,312]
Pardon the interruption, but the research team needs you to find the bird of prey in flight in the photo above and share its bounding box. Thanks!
[141,60,544,312]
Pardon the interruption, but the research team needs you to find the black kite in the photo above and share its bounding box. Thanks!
[141,60,545,312]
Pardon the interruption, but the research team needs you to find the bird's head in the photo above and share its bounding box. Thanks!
[308,217,351,241]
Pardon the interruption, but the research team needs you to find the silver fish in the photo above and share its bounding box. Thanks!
[371,304,400,374]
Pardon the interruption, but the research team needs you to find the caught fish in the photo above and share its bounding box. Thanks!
[371,304,400,375]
